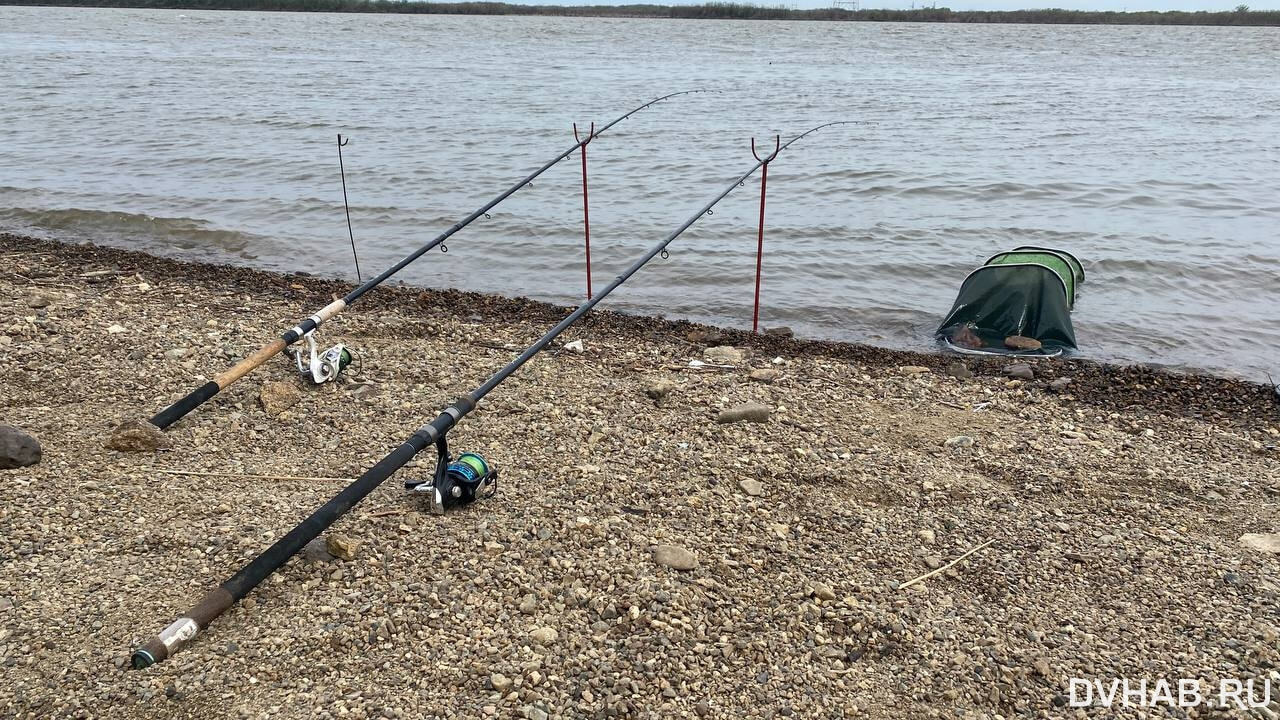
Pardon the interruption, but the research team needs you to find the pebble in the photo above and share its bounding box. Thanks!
[748,368,781,384]
[529,627,558,646]
[686,328,726,344]
[716,403,771,424]
[943,435,974,448]
[24,292,52,308]
[104,418,172,452]
[107,323,127,334]
[0,425,41,469]
[899,365,930,375]
[1240,533,1280,553]
[763,326,793,339]
[325,533,360,561]
[301,538,333,564]
[704,346,744,364]
[1004,363,1035,380]
[646,379,675,401]
[259,380,301,416]
[518,594,538,615]
[563,339,584,353]
[810,583,836,601]
[917,529,936,545]
[1050,377,1073,390]
[945,361,972,380]
[490,673,513,694]
[653,544,698,570]
[738,479,763,496]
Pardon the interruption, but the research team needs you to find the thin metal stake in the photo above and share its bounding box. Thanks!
[337,134,362,283]
[751,134,780,334]
[574,122,595,300]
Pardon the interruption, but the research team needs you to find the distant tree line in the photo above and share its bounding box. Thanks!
[3,0,1279,25]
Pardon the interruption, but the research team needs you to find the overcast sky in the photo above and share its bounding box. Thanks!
[537,0,1279,9]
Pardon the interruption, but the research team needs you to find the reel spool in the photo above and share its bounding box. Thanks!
[293,331,353,384]
[405,438,498,515]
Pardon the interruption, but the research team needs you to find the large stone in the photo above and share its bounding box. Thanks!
[945,362,972,380]
[1240,533,1280,554]
[489,673,514,694]
[301,537,334,564]
[716,403,771,424]
[529,627,558,645]
[686,329,727,345]
[0,425,41,468]
[105,418,172,452]
[704,346,744,365]
[748,368,781,384]
[1004,363,1035,380]
[1005,335,1043,351]
[763,326,794,339]
[810,582,837,601]
[653,544,698,571]
[646,379,676,401]
[259,380,301,416]
[518,594,538,615]
[325,533,360,561]
[738,479,764,496]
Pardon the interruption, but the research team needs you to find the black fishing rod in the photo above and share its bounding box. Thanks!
[131,121,857,669]
[148,89,711,430]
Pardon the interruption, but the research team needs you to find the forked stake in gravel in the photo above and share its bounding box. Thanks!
[146,90,711,431]
[131,121,859,669]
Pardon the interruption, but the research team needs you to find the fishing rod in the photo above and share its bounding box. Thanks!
[130,121,858,669]
[147,89,711,430]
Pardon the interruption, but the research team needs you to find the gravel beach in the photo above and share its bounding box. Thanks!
[1,233,1277,719]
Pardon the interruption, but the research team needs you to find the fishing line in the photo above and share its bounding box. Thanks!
[147,90,713,430]
[130,121,862,669]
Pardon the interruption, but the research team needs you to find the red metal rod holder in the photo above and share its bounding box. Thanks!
[751,135,780,334]
[574,122,595,300]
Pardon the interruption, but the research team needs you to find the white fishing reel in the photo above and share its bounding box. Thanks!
[292,331,353,384]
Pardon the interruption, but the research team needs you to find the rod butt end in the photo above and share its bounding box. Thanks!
[130,639,167,670]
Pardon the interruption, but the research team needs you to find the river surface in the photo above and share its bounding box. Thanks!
[2,8,1277,380]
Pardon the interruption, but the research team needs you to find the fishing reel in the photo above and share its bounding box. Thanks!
[292,330,353,384]
[405,437,498,515]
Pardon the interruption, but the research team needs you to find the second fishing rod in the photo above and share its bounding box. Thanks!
[148,89,710,431]
[131,120,858,670]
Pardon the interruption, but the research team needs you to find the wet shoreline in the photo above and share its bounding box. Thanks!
[5,232,1276,429]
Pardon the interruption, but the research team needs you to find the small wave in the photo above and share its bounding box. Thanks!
[0,206,266,259]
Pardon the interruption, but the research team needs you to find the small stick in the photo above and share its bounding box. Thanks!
[146,468,354,482]
[368,508,406,518]
[898,538,995,591]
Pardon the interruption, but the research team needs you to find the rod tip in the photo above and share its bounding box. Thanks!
[131,650,156,670]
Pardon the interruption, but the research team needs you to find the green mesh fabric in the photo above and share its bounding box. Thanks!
[986,251,1075,307]
[1012,245,1084,284]
[936,263,1077,352]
